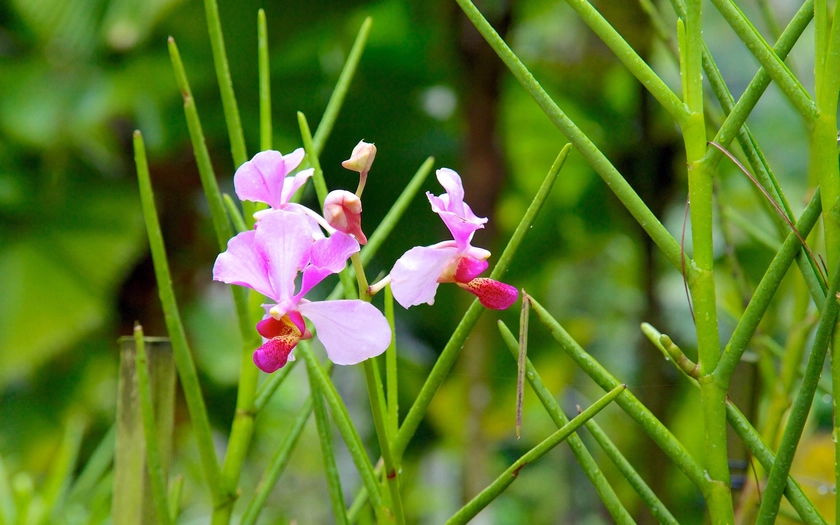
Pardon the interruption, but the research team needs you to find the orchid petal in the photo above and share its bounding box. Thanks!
[213,230,275,299]
[279,168,313,204]
[254,210,314,301]
[427,168,488,250]
[390,244,459,308]
[234,149,306,208]
[454,255,489,283]
[253,337,298,373]
[298,300,390,365]
[299,232,359,297]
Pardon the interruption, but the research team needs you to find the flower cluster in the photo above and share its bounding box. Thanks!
[213,141,516,374]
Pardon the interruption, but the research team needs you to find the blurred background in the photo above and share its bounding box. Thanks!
[0,0,830,523]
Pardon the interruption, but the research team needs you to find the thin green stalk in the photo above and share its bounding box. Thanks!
[65,425,115,505]
[726,402,827,525]
[202,0,247,168]
[170,39,262,518]
[362,359,405,524]
[445,385,627,525]
[258,9,271,152]
[385,285,399,439]
[41,416,86,523]
[757,254,840,524]
[168,475,184,523]
[708,0,816,121]
[528,297,712,495]
[134,131,222,504]
[721,206,781,252]
[455,0,690,277]
[297,344,384,516]
[312,18,372,155]
[715,189,822,385]
[240,396,314,525]
[497,322,648,524]
[309,362,351,525]
[254,361,298,413]
[393,146,569,461]
[298,112,329,206]
[562,0,688,124]
[133,326,171,525]
[222,194,248,234]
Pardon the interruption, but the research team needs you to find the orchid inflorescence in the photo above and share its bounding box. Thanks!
[213,140,517,373]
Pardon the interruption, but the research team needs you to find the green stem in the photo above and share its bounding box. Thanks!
[65,425,116,505]
[445,385,627,525]
[258,9,271,152]
[239,394,315,525]
[455,0,690,276]
[298,112,329,206]
[715,189,822,385]
[392,147,569,461]
[497,322,648,524]
[133,326,171,525]
[708,0,816,121]
[133,131,222,504]
[309,363,351,525]
[312,18,372,155]
[202,0,247,168]
[298,344,384,516]
[562,0,688,124]
[528,297,712,495]
[756,255,840,523]
[385,285,399,440]
[253,361,298,413]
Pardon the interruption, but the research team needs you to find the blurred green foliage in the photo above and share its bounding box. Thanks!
[0,0,824,523]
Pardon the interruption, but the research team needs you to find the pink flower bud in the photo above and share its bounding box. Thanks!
[324,190,367,244]
[341,140,377,173]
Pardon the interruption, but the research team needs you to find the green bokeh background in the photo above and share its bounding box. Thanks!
[0,0,831,523]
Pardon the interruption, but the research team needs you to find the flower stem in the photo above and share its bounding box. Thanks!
[384,285,399,439]
[258,9,271,152]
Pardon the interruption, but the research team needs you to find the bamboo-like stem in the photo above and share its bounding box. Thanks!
[312,18,372,155]
[715,189,822,384]
[454,0,691,277]
[309,362,351,525]
[253,361,297,413]
[756,255,840,523]
[201,0,247,168]
[392,147,569,461]
[497,322,647,524]
[561,0,688,124]
[239,395,315,525]
[258,9,271,152]
[133,131,223,504]
[445,385,627,525]
[708,0,816,121]
[133,325,172,525]
[528,297,712,494]
[297,344,384,516]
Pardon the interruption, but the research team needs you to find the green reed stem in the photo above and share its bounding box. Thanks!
[66,425,115,506]
[202,0,247,168]
[222,194,248,234]
[258,9,271,152]
[254,361,298,413]
[446,385,627,525]
[756,254,840,524]
[312,18,372,155]
[497,322,639,524]
[298,344,384,516]
[309,359,351,525]
[133,325,171,525]
[385,285,399,439]
[715,189,822,385]
[726,401,827,525]
[455,0,690,277]
[240,396,314,525]
[134,131,222,504]
[393,146,568,461]
[708,0,816,121]
[528,297,711,495]
[298,112,329,206]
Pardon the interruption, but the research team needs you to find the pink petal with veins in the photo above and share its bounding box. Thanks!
[253,210,314,301]
[299,231,359,296]
[234,149,306,208]
[298,300,391,365]
[391,244,460,308]
[213,230,275,299]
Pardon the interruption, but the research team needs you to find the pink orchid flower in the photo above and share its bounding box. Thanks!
[390,168,518,310]
[213,209,391,372]
[234,148,330,235]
